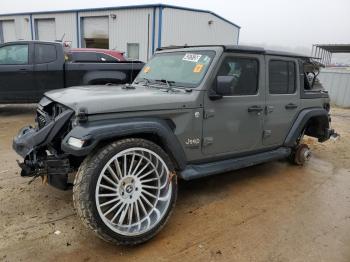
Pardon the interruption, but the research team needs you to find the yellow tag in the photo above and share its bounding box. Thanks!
[193,64,204,73]
[144,66,151,73]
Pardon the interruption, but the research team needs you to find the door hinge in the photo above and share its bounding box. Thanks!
[204,109,215,119]
[203,137,213,147]
[265,105,274,114]
[263,130,272,139]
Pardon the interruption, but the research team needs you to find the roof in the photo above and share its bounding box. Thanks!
[0,3,240,29]
[157,45,310,58]
[313,44,350,53]
[0,40,63,45]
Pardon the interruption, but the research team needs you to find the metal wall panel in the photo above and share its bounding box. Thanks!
[32,13,77,46]
[79,8,153,61]
[161,8,239,47]
[2,20,16,42]
[0,15,32,41]
[319,68,350,108]
[35,18,56,41]
[0,6,239,62]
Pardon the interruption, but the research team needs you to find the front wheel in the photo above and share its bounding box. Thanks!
[73,138,177,245]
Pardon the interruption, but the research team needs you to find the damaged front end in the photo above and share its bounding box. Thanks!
[13,97,74,190]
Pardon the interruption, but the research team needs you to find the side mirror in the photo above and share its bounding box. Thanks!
[209,76,235,100]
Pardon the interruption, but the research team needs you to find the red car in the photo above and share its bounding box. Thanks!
[68,48,126,62]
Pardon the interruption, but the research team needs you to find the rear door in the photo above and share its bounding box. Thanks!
[263,56,300,146]
[0,43,35,102]
[34,43,64,95]
[202,53,266,156]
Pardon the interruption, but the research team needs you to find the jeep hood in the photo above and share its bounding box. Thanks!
[44,85,199,114]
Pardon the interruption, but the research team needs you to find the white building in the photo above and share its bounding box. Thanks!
[0,4,240,61]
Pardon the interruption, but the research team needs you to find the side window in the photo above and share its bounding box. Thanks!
[127,43,140,60]
[70,52,98,62]
[217,57,259,95]
[0,44,29,65]
[35,44,57,64]
[269,60,296,94]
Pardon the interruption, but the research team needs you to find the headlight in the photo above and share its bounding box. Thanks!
[67,137,85,148]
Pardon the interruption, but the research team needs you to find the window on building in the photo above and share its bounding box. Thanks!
[127,43,140,60]
[216,57,259,95]
[269,60,296,94]
[35,44,57,64]
[0,44,28,65]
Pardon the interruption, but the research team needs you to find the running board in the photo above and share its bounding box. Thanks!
[180,147,291,180]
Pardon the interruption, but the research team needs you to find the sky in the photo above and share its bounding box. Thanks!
[1,0,350,62]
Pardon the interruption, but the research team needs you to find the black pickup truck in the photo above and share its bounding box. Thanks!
[0,41,144,103]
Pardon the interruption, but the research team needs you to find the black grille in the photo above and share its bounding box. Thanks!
[37,113,46,129]
[36,109,48,129]
[36,102,67,130]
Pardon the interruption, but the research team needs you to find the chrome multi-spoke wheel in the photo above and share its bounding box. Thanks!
[95,148,172,236]
[73,138,177,245]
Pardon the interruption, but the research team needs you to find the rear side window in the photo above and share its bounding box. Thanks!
[216,57,259,95]
[70,52,98,62]
[269,60,296,94]
[35,44,57,64]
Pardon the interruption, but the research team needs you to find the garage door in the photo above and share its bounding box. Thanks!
[36,19,56,41]
[83,16,109,48]
[1,20,16,43]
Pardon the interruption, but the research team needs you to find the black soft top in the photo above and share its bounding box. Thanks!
[157,45,311,59]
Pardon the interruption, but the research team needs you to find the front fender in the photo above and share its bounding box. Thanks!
[61,118,187,170]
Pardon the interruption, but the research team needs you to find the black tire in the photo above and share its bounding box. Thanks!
[73,138,178,245]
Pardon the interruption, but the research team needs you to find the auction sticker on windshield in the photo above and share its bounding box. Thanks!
[143,66,151,73]
[183,53,202,63]
[193,64,204,73]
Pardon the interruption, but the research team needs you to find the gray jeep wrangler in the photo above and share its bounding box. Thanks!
[13,45,336,245]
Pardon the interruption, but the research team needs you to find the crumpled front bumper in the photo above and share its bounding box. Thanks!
[13,109,74,158]
[12,109,74,190]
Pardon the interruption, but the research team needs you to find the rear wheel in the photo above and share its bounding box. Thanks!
[73,138,177,245]
[289,143,312,166]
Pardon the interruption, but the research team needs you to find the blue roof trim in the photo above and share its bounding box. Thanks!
[158,7,163,48]
[75,12,80,47]
[0,3,240,29]
[29,14,34,40]
[151,7,156,54]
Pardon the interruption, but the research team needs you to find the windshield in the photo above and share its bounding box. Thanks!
[135,51,215,88]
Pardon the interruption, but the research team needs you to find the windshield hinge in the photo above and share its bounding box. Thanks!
[204,109,215,119]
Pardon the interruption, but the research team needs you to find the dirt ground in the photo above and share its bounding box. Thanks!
[0,105,349,262]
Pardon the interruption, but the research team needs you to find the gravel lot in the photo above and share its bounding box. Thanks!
[0,105,349,262]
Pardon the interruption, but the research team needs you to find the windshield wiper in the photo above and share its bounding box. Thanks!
[153,79,176,91]
[134,77,151,86]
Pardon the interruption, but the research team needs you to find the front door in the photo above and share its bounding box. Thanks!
[202,54,266,157]
[263,57,301,146]
[0,43,35,102]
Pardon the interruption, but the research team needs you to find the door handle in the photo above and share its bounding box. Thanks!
[18,68,28,73]
[248,105,264,113]
[285,103,298,109]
